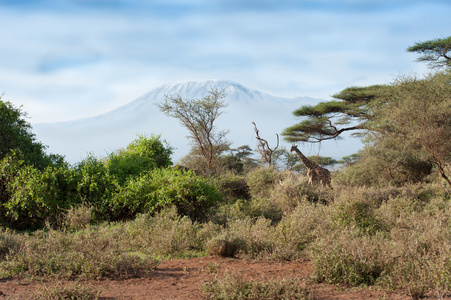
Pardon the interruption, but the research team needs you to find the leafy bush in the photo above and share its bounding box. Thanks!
[245,167,280,199]
[331,198,387,236]
[3,164,79,229]
[106,134,172,185]
[74,155,118,221]
[0,99,64,169]
[112,167,224,221]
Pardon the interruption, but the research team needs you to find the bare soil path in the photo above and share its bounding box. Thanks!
[0,257,417,299]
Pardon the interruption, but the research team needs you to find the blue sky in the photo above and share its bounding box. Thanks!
[1,0,450,123]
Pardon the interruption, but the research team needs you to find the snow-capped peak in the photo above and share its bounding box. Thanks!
[143,79,267,101]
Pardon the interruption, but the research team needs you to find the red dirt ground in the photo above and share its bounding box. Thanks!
[0,257,424,299]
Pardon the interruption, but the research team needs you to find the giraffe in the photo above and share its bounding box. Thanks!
[290,145,332,187]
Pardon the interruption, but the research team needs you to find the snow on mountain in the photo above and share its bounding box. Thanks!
[33,80,361,164]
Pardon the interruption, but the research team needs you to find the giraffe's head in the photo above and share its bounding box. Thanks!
[290,145,297,152]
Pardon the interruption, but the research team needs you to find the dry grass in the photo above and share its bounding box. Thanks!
[202,271,314,300]
[0,171,450,298]
[30,282,102,300]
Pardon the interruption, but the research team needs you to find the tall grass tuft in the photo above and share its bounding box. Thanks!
[30,282,102,300]
[202,271,314,300]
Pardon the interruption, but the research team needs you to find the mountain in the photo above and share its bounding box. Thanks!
[33,80,362,164]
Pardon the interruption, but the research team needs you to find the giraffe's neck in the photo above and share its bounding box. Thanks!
[292,146,319,170]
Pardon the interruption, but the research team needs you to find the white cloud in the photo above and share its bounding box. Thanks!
[1,0,450,124]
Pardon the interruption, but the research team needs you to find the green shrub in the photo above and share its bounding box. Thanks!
[113,167,224,221]
[246,167,280,199]
[3,164,79,229]
[74,155,118,219]
[106,134,172,185]
[331,198,386,236]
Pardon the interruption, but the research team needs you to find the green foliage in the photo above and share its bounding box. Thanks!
[0,135,177,228]
[407,36,451,69]
[245,167,280,199]
[339,153,360,165]
[106,134,172,184]
[113,167,224,221]
[75,155,118,220]
[282,85,388,143]
[0,98,65,169]
[331,85,388,104]
[3,163,78,229]
[375,72,451,185]
[331,199,386,236]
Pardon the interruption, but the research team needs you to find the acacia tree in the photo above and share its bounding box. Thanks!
[407,36,451,69]
[282,37,451,184]
[377,72,451,185]
[157,89,229,172]
[281,84,388,143]
[282,36,451,144]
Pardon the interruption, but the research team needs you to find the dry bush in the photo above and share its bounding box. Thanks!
[383,207,451,299]
[309,230,393,286]
[31,282,102,300]
[310,184,451,298]
[206,235,243,258]
[213,171,250,201]
[202,271,314,300]
[0,227,158,279]
[125,207,210,257]
[274,201,329,259]
[226,217,277,259]
[331,198,387,236]
[0,228,22,260]
[63,203,93,231]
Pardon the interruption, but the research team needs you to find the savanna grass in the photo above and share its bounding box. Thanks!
[30,282,102,300]
[0,227,158,279]
[202,271,314,300]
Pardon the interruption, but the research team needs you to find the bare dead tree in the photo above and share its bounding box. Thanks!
[252,122,279,167]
